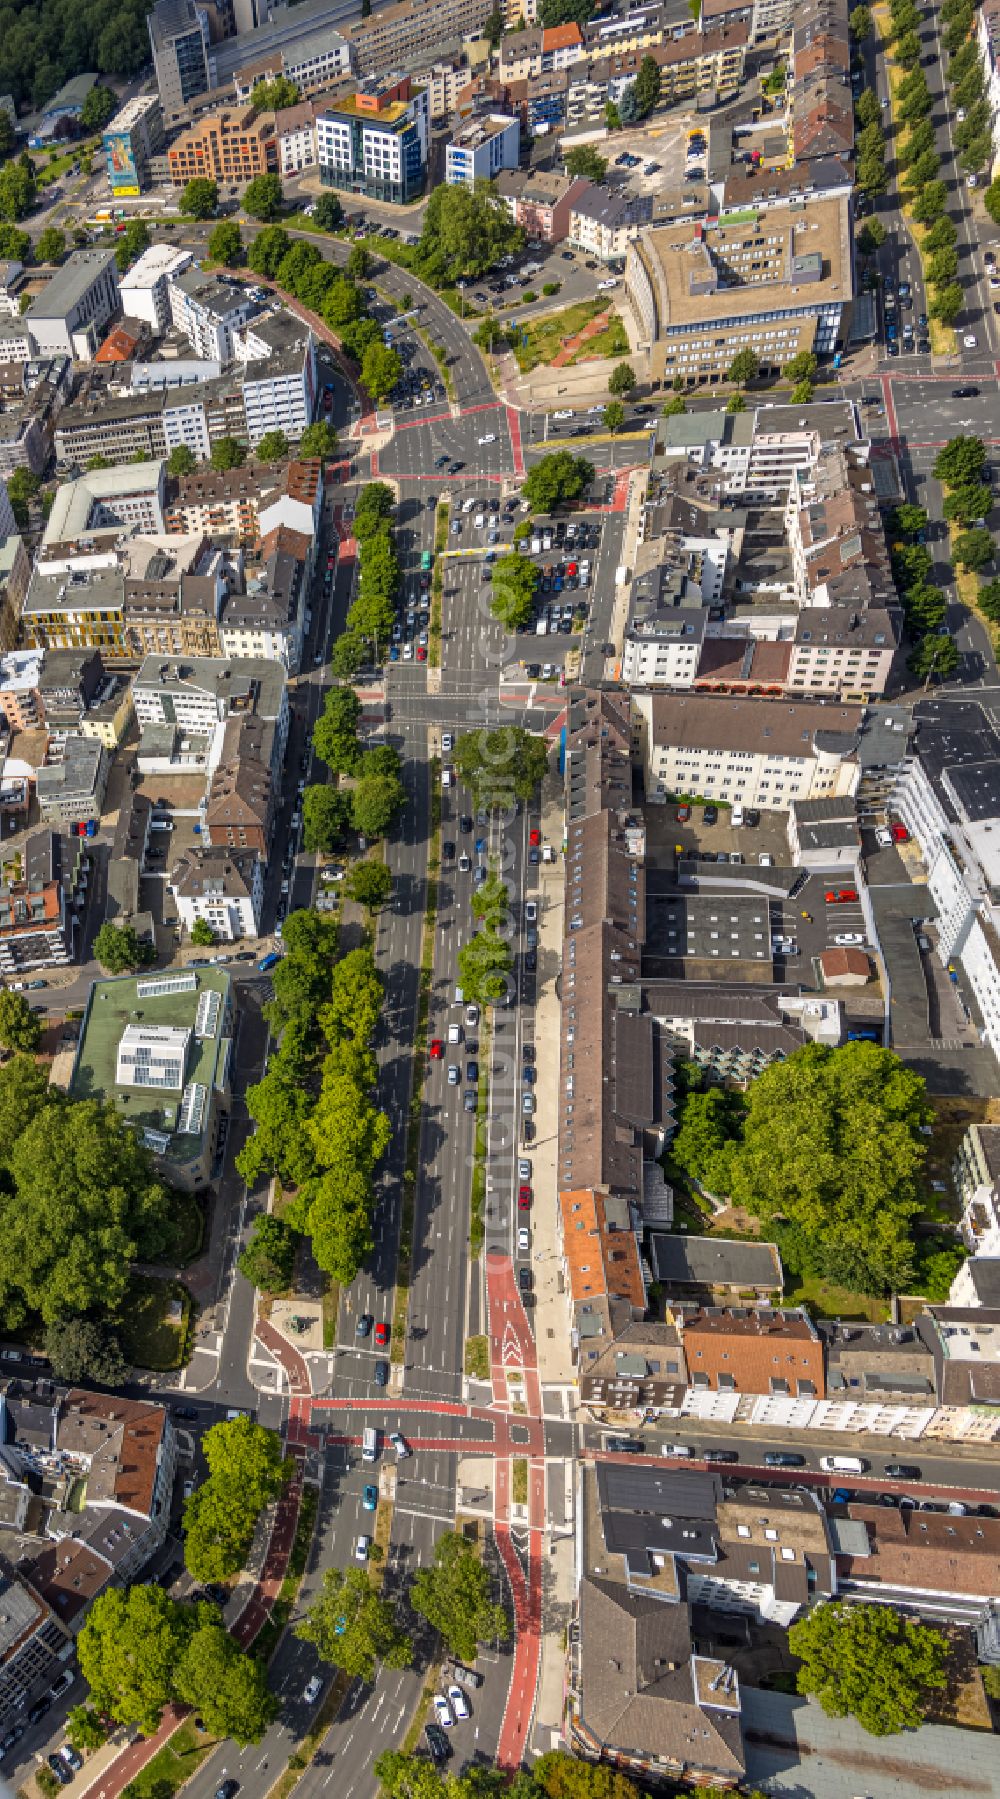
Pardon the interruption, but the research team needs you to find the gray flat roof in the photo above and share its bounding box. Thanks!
[649,1233,782,1288]
[28,250,116,321]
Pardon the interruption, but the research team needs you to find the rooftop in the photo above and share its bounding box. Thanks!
[636,195,850,332]
[649,1234,783,1291]
[27,250,117,322]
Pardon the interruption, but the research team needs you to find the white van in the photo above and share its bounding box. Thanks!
[442,766,454,788]
[447,1022,462,1045]
[531,535,542,554]
[462,497,476,514]
[731,804,744,828]
[819,1454,867,1473]
[536,618,548,635]
[362,1426,379,1463]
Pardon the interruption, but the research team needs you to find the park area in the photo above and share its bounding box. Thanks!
[512,299,630,373]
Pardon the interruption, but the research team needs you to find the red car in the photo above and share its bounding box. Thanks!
[327,553,336,569]
[567,561,578,577]
[837,888,858,902]
[824,892,838,904]
[891,823,909,843]
[529,827,541,846]
[430,1038,444,1059]
[374,1321,390,1346]
[518,1185,532,1209]
[416,644,427,661]
[676,804,691,822]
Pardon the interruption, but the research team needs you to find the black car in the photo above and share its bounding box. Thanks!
[522,1043,535,1063]
[788,871,809,900]
[460,815,473,834]
[27,1699,51,1726]
[442,840,456,860]
[952,386,980,398]
[425,1725,452,1764]
[47,1756,72,1787]
[216,1782,240,1799]
[525,949,537,972]
[704,1449,739,1463]
[464,1089,477,1113]
[763,1452,805,1467]
[884,1462,921,1479]
[744,808,760,827]
[448,461,464,475]
[606,1436,644,1454]
[356,1313,373,1337]
[173,1406,199,1421]
[466,1061,479,1082]
[703,805,718,825]
[374,1359,389,1386]
[518,1266,532,1295]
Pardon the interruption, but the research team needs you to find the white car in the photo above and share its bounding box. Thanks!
[447,1684,470,1721]
[303,1675,323,1705]
[957,107,967,122]
[597,278,618,290]
[355,1534,371,1562]
[518,1158,532,1180]
[517,1225,530,1253]
[551,408,574,419]
[433,1694,455,1728]
[834,933,865,946]
[525,899,538,922]
[478,433,497,445]
[442,732,454,752]
[875,826,894,848]
[964,333,978,346]
[389,1429,411,1459]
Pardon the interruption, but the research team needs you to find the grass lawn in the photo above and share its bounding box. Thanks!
[162,1190,204,1266]
[118,1275,191,1371]
[464,1335,489,1380]
[512,297,608,373]
[782,1268,890,1322]
[574,314,629,362]
[512,1458,528,1506]
[120,1719,221,1799]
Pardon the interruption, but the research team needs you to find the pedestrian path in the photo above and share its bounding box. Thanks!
[550,307,613,369]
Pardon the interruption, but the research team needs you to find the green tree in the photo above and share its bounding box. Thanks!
[855,89,881,128]
[0,1100,171,1328]
[727,347,759,387]
[0,224,30,263]
[849,4,871,32]
[297,1567,412,1682]
[313,685,362,771]
[909,634,959,684]
[894,28,921,65]
[604,400,626,433]
[977,576,1000,621]
[522,449,593,512]
[313,191,343,231]
[210,435,247,470]
[243,173,283,221]
[474,315,514,353]
[256,428,289,462]
[179,177,218,220]
[960,131,993,172]
[166,443,198,476]
[905,146,941,189]
[66,1708,109,1753]
[44,1317,126,1385]
[410,1532,509,1662]
[726,392,746,413]
[344,860,393,913]
[923,214,957,252]
[934,435,987,485]
[174,1618,278,1744]
[471,870,511,934]
[605,100,622,129]
[790,379,814,404]
[302,784,352,853]
[247,223,291,278]
[453,725,548,808]
[416,182,523,286]
[632,54,661,116]
[0,160,35,222]
[490,552,538,631]
[719,1041,933,1293]
[353,482,396,539]
[36,226,66,264]
[564,144,607,181]
[249,75,300,113]
[299,419,339,461]
[238,1063,317,1190]
[189,917,216,947]
[899,119,936,166]
[207,219,243,266]
[80,83,118,129]
[910,180,947,222]
[663,394,687,415]
[534,1754,643,1799]
[986,176,1000,225]
[0,988,40,1052]
[93,919,145,973]
[185,1417,292,1581]
[671,1087,743,1192]
[608,360,636,397]
[902,584,945,633]
[784,350,818,384]
[942,481,992,527]
[458,927,512,1004]
[361,340,402,401]
[953,527,994,572]
[5,466,39,527]
[928,280,964,324]
[78,1587,191,1733]
[237,1208,294,1295]
[352,771,405,839]
[114,217,149,273]
[346,241,372,281]
[789,1603,948,1735]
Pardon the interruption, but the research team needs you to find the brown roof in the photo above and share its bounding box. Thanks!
[694,638,792,687]
[59,1388,166,1516]
[542,21,582,49]
[259,523,310,563]
[841,1502,1000,1598]
[560,1187,647,1310]
[28,1538,111,1624]
[819,946,871,980]
[646,692,864,757]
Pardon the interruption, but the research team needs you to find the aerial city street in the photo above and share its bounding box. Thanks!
[3,0,1000,1795]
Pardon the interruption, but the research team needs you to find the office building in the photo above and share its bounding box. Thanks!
[625,196,851,387]
[25,250,120,363]
[345,0,494,77]
[167,104,278,184]
[148,0,355,119]
[632,692,865,808]
[168,268,257,360]
[236,309,317,445]
[445,113,519,187]
[103,95,166,197]
[118,244,195,332]
[316,74,430,204]
[35,736,110,826]
[70,967,233,1189]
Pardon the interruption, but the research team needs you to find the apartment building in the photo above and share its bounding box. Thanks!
[496,22,584,80]
[633,691,865,808]
[978,0,1000,169]
[148,0,355,120]
[170,845,264,939]
[275,100,317,174]
[495,168,591,242]
[445,113,520,187]
[168,268,257,361]
[655,398,862,499]
[344,0,495,77]
[133,652,288,752]
[674,1305,824,1397]
[119,244,196,332]
[167,104,279,184]
[236,309,317,444]
[104,94,166,197]
[25,250,120,363]
[953,1123,1000,1258]
[316,74,430,204]
[625,195,852,387]
[569,186,651,261]
[204,716,274,854]
[0,829,90,974]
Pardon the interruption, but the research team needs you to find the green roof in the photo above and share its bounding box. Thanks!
[70,968,231,1169]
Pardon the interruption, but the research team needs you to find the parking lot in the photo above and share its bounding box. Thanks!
[608,116,708,198]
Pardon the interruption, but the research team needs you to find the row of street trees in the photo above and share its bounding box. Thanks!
[183,1413,293,1582]
[328,480,404,679]
[244,223,402,402]
[237,915,391,1284]
[450,728,549,1002]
